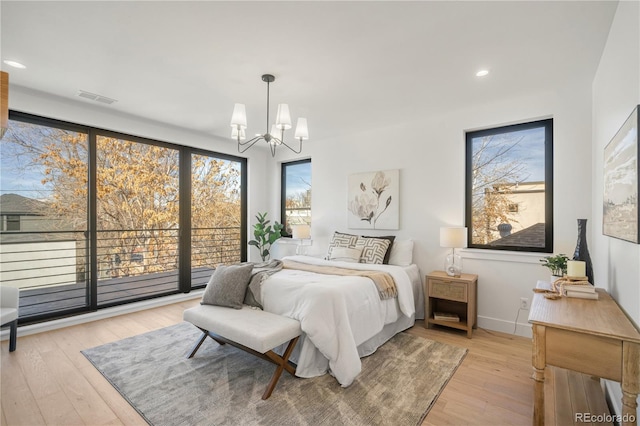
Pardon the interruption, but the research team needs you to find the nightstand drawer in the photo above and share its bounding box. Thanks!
[429,279,467,302]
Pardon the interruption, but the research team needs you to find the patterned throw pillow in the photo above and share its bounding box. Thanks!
[361,235,395,264]
[356,237,391,264]
[326,232,359,259]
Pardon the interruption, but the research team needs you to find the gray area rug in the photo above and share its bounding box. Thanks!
[82,322,467,426]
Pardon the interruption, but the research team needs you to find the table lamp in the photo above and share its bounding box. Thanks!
[440,227,467,277]
[291,224,311,255]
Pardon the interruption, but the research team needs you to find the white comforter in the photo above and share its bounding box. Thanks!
[261,255,415,387]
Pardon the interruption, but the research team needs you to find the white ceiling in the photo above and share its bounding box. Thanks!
[0,1,618,143]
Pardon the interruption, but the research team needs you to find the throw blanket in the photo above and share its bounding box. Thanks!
[282,259,398,300]
[244,259,283,309]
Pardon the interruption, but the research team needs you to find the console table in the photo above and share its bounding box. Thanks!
[528,284,640,425]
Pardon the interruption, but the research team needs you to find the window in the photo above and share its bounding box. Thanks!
[281,159,311,236]
[465,119,553,252]
[1,111,246,323]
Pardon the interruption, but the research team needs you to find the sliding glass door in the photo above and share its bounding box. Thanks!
[0,117,90,319]
[95,135,180,305]
[190,152,244,288]
[2,112,247,323]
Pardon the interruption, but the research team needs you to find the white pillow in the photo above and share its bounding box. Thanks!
[329,247,363,263]
[388,239,413,266]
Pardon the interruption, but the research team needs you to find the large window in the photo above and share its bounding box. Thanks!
[0,111,246,323]
[465,119,553,252]
[281,159,311,236]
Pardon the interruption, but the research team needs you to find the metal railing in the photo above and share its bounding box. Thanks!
[0,226,242,319]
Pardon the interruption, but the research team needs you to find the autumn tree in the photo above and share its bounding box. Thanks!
[2,121,243,278]
[470,134,527,244]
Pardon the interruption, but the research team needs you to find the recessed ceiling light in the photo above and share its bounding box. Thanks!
[476,69,489,77]
[3,60,26,69]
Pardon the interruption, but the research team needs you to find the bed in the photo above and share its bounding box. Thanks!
[259,254,424,387]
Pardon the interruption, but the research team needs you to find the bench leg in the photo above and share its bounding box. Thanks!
[262,336,299,400]
[187,329,227,359]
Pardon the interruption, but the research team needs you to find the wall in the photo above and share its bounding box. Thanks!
[274,80,593,337]
[591,0,640,418]
[8,86,275,264]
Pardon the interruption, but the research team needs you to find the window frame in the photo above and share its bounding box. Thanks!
[465,118,554,253]
[280,158,311,237]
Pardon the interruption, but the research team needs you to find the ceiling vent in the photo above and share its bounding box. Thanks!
[77,90,117,105]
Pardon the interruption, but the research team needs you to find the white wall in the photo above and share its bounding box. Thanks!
[592,1,640,418]
[274,79,594,337]
[9,86,274,264]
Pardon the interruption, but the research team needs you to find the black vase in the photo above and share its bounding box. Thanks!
[573,219,594,285]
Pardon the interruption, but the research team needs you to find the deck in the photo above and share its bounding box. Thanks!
[17,267,214,318]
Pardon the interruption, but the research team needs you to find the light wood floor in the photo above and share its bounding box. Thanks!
[1,299,536,425]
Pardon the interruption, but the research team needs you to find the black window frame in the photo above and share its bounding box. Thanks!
[465,118,554,253]
[4,110,247,324]
[280,158,311,237]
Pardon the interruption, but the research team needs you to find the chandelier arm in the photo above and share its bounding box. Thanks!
[238,136,265,153]
[279,138,303,154]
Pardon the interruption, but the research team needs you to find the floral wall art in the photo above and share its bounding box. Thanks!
[348,169,399,230]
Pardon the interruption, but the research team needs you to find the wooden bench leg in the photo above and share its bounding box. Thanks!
[262,336,299,400]
[187,329,227,358]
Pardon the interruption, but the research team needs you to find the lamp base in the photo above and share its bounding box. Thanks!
[445,253,463,277]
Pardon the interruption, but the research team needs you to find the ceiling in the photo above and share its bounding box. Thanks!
[0,1,618,144]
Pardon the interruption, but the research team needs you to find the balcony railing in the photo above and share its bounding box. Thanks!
[0,226,241,320]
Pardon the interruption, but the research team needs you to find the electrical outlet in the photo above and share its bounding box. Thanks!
[520,297,530,310]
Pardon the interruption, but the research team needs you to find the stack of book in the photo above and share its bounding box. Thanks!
[563,284,598,300]
[433,312,460,322]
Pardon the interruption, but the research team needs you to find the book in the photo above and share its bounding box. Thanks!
[565,290,599,300]
[434,312,460,322]
[563,284,596,293]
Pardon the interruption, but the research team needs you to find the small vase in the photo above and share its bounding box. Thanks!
[573,219,594,285]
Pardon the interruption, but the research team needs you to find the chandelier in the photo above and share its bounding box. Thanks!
[230,74,309,157]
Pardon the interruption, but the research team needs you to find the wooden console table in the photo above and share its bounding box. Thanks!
[528,285,640,425]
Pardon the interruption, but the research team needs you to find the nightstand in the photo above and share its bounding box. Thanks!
[425,271,478,338]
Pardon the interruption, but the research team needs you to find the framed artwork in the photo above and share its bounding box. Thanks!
[348,169,399,230]
[603,105,639,244]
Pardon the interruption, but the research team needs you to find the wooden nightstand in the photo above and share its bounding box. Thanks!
[425,271,478,338]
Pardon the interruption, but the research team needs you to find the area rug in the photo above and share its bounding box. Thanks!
[82,322,467,426]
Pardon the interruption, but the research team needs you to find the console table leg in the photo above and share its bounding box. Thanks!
[621,342,639,426]
[532,325,546,426]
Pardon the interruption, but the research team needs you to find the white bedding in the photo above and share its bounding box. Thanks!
[261,255,420,387]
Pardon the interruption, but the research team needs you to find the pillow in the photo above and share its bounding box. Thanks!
[201,263,254,309]
[329,246,363,263]
[326,231,359,259]
[361,235,395,264]
[388,240,414,266]
[356,237,391,265]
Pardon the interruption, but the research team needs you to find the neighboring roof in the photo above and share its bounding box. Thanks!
[0,194,47,215]
[488,223,546,248]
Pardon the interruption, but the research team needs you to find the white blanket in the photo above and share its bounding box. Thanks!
[261,255,416,387]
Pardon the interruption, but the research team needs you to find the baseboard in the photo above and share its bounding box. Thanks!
[478,314,533,338]
[0,290,204,341]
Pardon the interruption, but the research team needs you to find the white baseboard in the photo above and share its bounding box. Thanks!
[478,314,533,338]
[0,290,204,341]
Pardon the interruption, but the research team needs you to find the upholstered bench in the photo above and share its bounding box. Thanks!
[183,305,302,400]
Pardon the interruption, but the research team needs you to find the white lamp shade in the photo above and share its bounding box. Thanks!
[275,104,292,130]
[440,227,467,248]
[231,126,246,140]
[230,103,247,128]
[294,117,309,140]
[292,224,311,239]
[270,125,282,144]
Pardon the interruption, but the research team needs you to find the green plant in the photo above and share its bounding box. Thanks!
[540,254,569,276]
[248,212,284,261]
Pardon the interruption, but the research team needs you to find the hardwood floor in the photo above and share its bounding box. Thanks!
[1,300,535,425]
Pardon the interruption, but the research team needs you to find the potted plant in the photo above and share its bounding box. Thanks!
[248,212,284,261]
[540,254,569,280]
